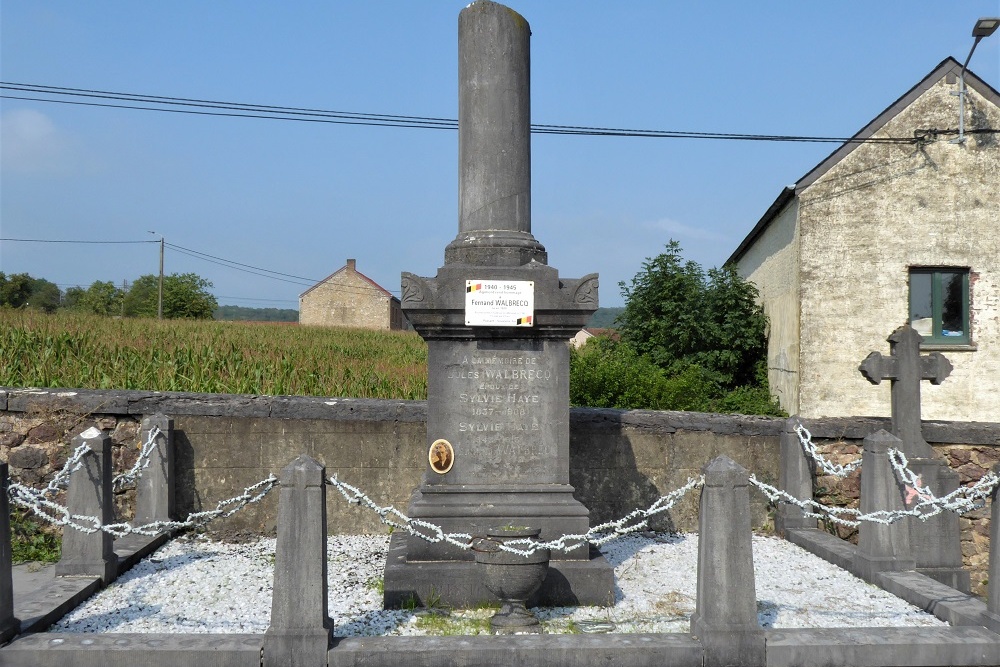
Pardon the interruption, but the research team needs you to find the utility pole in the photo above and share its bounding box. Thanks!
[149,231,164,319]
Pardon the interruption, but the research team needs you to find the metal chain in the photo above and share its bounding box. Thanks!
[112,425,161,492]
[795,422,862,477]
[327,474,704,556]
[888,447,999,517]
[8,450,278,538]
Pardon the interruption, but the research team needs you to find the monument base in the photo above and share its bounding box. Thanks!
[402,484,594,562]
[383,532,615,609]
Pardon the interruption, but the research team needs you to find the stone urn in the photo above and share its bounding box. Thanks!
[474,526,550,634]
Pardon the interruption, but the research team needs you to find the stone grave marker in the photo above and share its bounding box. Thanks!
[383,0,613,609]
[858,323,969,591]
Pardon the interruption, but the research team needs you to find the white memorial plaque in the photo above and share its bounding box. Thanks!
[465,280,534,327]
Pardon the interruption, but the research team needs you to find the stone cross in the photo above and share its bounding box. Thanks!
[858,323,952,458]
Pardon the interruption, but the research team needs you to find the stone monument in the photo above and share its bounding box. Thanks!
[858,323,969,591]
[383,0,614,608]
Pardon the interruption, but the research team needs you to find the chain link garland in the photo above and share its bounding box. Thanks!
[327,474,704,556]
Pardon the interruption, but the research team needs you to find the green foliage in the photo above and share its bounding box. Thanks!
[76,281,124,316]
[0,273,34,309]
[26,277,61,313]
[617,241,767,389]
[586,307,624,329]
[124,273,217,319]
[573,243,783,417]
[214,305,298,322]
[0,310,427,399]
[10,507,61,563]
[570,337,784,415]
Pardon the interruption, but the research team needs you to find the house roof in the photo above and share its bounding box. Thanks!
[727,58,1000,266]
[298,262,399,302]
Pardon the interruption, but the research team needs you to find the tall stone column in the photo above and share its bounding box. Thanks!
[384,0,612,609]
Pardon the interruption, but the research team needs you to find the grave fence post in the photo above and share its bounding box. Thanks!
[985,463,1000,632]
[54,428,117,584]
[853,430,915,582]
[263,454,331,667]
[776,417,816,535]
[0,463,18,643]
[134,413,174,527]
[690,456,765,667]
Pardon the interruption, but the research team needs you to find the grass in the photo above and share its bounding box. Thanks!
[0,310,428,399]
[10,507,61,564]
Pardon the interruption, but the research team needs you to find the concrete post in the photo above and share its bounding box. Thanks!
[0,463,18,642]
[853,430,915,582]
[985,464,1000,631]
[263,455,331,667]
[55,428,116,584]
[776,417,816,535]
[690,456,765,667]
[134,414,175,527]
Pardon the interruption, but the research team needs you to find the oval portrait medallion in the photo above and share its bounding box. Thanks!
[428,439,454,474]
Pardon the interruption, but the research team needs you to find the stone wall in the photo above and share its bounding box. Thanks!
[2,388,997,596]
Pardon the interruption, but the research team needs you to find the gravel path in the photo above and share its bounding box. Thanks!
[49,532,945,636]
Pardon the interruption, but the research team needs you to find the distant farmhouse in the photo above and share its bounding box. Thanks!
[729,58,999,421]
[299,259,403,330]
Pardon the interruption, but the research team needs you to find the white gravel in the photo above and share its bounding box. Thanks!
[49,532,946,635]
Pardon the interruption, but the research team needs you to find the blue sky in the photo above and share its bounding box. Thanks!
[2,1,998,309]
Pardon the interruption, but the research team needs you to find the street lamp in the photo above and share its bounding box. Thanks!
[952,17,1000,143]
[148,231,164,319]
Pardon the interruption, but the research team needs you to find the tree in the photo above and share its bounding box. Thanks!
[124,273,217,319]
[26,277,61,313]
[617,241,768,389]
[0,273,33,309]
[79,281,123,316]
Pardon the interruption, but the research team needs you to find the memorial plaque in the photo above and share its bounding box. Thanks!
[465,280,534,327]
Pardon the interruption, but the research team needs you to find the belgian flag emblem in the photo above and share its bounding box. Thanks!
[517,315,532,325]
[467,283,482,293]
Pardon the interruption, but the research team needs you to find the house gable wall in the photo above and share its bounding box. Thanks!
[299,269,397,330]
[735,199,801,414]
[796,76,1000,419]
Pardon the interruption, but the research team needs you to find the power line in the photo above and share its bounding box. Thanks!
[0,238,156,244]
[0,81,919,145]
[1,236,401,296]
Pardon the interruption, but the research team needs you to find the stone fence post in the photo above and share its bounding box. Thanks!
[853,430,915,583]
[134,414,174,527]
[985,463,1000,632]
[776,417,815,535]
[54,428,116,584]
[0,463,17,643]
[263,455,331,667]
[690,456,765,667]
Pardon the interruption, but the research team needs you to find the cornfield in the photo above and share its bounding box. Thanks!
[0,310,427,400]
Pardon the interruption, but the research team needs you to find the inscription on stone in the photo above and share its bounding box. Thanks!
[436,345,559,482]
